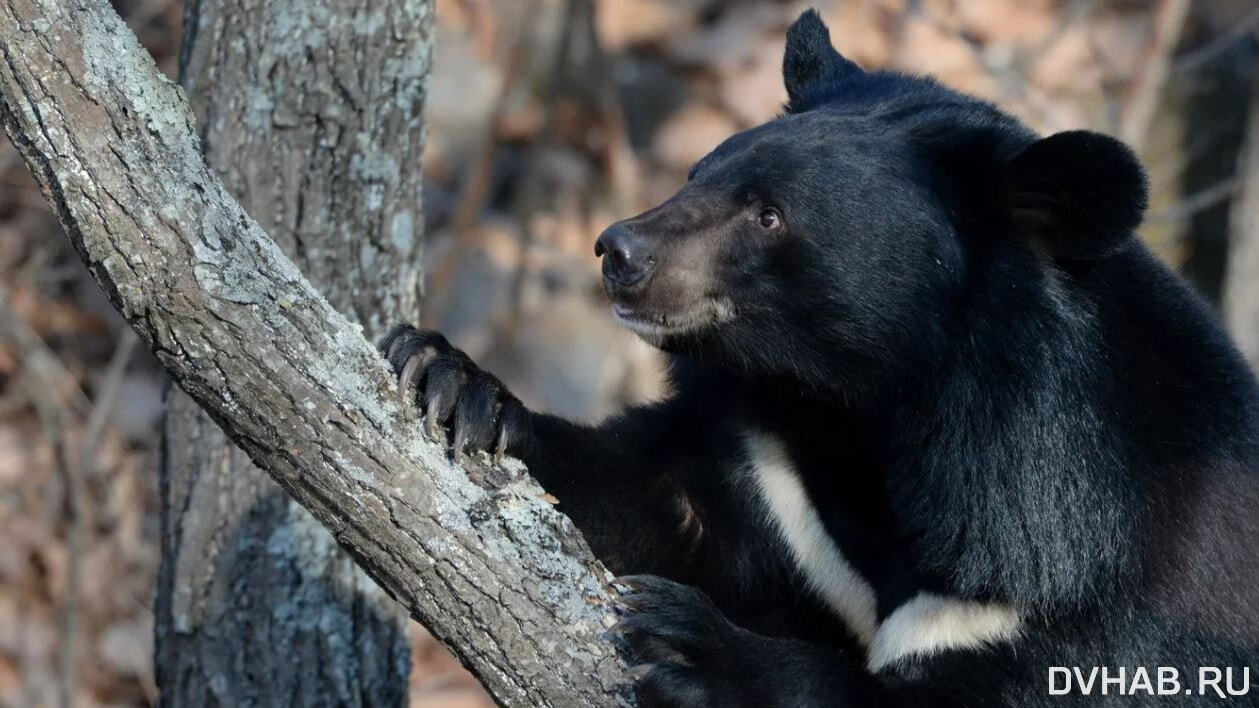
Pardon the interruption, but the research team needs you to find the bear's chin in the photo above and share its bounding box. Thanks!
[611,297,734,348]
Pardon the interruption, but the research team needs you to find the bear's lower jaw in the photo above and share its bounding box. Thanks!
[611,297,734,345]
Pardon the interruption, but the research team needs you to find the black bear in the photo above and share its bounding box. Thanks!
[383,9,1259,706]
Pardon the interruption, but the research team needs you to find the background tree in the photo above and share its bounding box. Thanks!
[1225,73,1259,369]
[152,0,432,704]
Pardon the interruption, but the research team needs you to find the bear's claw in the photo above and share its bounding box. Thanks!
[381,324,524,464]
[612,575,750,706]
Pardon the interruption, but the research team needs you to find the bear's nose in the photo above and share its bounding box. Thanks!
[595,224,656,290]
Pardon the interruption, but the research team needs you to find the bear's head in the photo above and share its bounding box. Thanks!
[596,9,1148,391]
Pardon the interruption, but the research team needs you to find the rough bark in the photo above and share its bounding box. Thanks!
[153,0,429,704]
[1224,76,1259,368]
[0,0,632,705]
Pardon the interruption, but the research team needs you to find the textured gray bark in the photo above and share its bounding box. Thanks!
[0,0,633,705]
[153,0,428,704]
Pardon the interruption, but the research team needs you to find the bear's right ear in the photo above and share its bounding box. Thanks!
[783,9,862,113]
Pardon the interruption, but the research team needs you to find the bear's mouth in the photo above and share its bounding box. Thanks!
[611,298,734,344]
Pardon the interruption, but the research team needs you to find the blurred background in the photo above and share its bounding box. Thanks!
[1,0,1257,705]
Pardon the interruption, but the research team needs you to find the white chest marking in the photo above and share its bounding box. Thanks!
[745,432,879,645]
[867,593,1022,672]
[744,432,1023,667]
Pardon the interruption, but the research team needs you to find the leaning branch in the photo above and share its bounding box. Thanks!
[0,0,630,704]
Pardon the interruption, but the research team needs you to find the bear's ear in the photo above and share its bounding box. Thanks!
[783,9,862,113]
[1004,131,1148,260]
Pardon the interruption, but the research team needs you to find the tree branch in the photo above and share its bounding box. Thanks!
[0,0,632,704]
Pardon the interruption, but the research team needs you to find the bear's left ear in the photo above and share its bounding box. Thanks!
[1004,131,1148,260]
[783,9,862,113]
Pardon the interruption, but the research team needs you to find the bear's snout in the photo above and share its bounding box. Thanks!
[596,223,657,295]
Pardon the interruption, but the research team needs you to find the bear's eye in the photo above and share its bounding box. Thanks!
[758,207,782,230]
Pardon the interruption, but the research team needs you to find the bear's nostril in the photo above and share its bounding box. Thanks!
[595,223,655,289]
[606,248,632,283]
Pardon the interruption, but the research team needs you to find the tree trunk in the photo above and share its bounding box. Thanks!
[152,0,429,704]
[1224,76,1259,367]
[0,0,633,705]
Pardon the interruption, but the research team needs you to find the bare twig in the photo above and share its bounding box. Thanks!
[1119,0,1193,151]
[423,0,543,326]
[82,329,137,449]
[499,0,587,344]
[0,261,139,708]
[449,0,543,238]
[1171,7,1259,75]
[0,285,90,414]
[1148,178,1242,223]
[53,409,80,708]
[1024,0,1100,67]
[1147,116,1246,193]
[0,282,81,708]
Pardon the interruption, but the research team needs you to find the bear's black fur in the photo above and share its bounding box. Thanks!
[383,9,1259,706]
